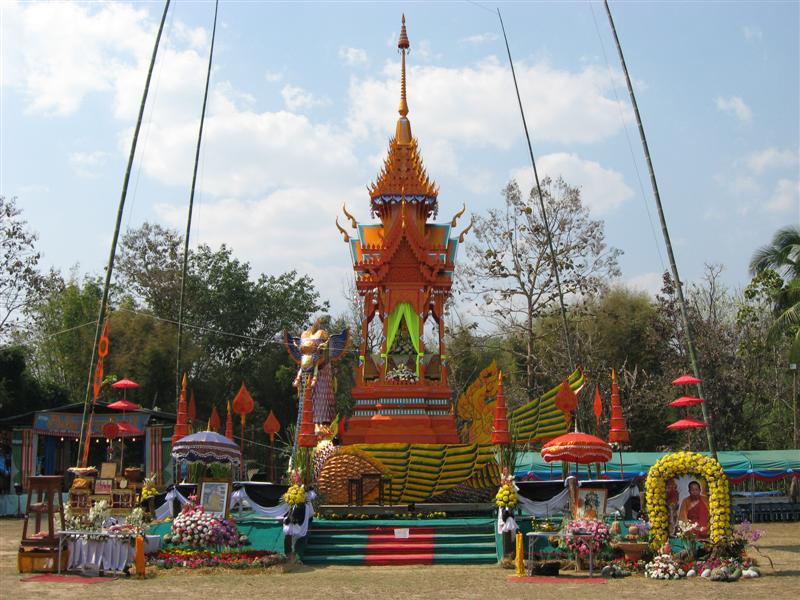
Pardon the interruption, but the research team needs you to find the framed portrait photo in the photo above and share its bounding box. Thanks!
[574,488,608,520]
[199,480,231,517]
[94,478,113,495]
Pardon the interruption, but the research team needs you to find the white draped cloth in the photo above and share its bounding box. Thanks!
[515,482,639,517]
[229,487,290,519]
[66,535,135,573]
[152,485,315,539]
[153,487,192,520]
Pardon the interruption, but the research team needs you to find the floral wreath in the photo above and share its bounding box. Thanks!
[644,451,731,548]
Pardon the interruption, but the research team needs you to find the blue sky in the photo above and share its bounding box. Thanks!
[2,0,798,319]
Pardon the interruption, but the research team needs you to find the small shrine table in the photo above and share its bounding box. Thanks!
[527,531,597,576]
[57,531,140,576]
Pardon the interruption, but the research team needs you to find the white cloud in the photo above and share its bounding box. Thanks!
[766,179,800,214]
[715,96,752,123]
[264,69,284,83]
[1,1,155,116]
[154,186,361,310]
[348,57,631,148]
[415,40,440,62]
[742,26,763,41]
[69,151,109,178]
[460,33,498,45]
[280,84,327,111]
[338,46,368,66]
[131,88,359,198]
[510,153,633,213]
[625,272,664,296]
[745,148,799,173]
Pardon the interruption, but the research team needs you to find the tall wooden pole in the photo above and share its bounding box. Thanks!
[76,0,171,464]
[175,0,219,403]
[604,0,716,457]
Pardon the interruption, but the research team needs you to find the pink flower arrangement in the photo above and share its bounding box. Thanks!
[564,519,611,557]
[166,501,240,548]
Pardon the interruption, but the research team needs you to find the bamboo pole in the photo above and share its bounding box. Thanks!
[603,0,716,457]
[175,0,220,404]
[76,0,172,464]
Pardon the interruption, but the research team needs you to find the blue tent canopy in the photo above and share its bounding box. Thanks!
[514,449,800,482]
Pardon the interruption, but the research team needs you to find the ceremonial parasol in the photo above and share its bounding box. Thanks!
[670,396,704,407]
[541,432,613,464]
[171,430,242,468]
[111,378,140,402]
[672,373,701,386]
[667,417,708,429]
[107,383,141,468]
[107,399,140,411]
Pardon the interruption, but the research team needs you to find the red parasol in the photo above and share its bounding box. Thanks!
[112,379,140,389]
[107,400,140,411]
[670,396,704,407]
[541,432,613,464]
[116,421,143,436]
[667,417,707,429]
[672,373,701,386]
[102,422,119,439]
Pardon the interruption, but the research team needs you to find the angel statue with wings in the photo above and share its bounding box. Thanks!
[284,321,350,439]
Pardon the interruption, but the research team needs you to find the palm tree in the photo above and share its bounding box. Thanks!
[750,225,800,361]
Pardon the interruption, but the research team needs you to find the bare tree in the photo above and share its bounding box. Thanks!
[0,196,42,339]
[460,178,621,392]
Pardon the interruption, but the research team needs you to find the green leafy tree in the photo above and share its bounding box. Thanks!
[749,224,800,361]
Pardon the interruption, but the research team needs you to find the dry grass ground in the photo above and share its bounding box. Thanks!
[0,518,798,600]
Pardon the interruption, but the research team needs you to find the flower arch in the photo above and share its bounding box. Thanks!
[645,451,731,548]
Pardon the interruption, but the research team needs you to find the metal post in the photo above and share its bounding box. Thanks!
[604,0,716,457]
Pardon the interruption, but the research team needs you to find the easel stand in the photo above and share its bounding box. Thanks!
[18,476,68,573]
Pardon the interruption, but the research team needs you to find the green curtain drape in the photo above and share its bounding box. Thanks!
[383,302,422,375]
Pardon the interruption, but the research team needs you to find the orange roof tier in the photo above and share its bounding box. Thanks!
[337,16,472,445]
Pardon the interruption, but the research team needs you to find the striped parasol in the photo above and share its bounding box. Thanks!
[171,430,242,467]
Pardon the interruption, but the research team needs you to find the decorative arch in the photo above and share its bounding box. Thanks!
[645,451,731,548]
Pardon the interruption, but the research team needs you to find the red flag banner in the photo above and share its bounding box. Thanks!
[98,320,110,358]
[93,358,104,400]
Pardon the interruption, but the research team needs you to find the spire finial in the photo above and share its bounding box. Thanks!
[395,14,412,143]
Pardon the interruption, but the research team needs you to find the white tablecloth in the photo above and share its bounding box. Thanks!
[65,535,135,572]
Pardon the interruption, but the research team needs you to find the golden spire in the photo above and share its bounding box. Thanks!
[395,14,412,144]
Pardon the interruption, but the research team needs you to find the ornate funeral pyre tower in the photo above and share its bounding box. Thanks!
[337,16,472,444]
